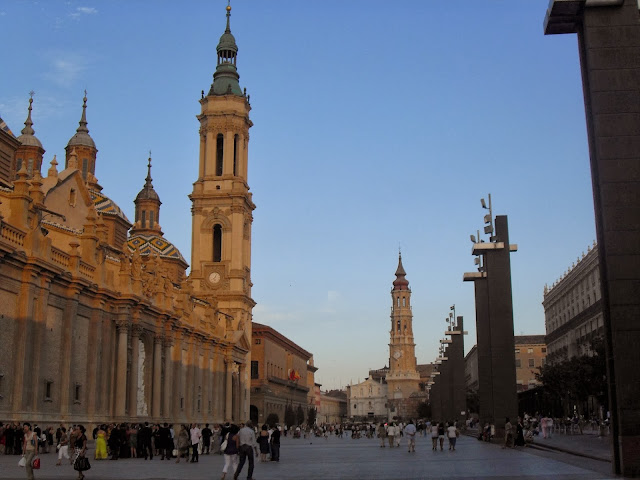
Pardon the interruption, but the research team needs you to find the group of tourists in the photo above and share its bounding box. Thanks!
[0,422,90,480]
[374,420,458,452]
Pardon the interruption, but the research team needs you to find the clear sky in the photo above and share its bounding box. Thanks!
[1,1,596,391]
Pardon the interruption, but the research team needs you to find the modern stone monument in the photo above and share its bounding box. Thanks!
[544,1,640,475]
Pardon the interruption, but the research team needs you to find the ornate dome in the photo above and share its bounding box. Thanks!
[90,189,131,223]
[127,234,186,263]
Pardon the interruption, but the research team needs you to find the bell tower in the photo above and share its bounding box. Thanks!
[189,3,255,330]
[387,253,420,401]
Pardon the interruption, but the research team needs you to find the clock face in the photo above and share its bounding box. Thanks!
[208,272,221,284]
[393,350,402,360]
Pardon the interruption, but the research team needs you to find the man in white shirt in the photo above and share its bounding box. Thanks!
[189,424,201,463]
[404,420,417,452]
[234,421,258,480]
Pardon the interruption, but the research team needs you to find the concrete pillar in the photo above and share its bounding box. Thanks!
[152,334,163,419]
[115,320,129,417]
[544,1,640,474]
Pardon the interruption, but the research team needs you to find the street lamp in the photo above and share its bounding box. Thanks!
[481,193,496,242]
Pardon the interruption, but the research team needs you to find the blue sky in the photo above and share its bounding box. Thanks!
[1,1,596,390]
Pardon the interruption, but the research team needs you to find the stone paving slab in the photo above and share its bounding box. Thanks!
[0,435,618,480]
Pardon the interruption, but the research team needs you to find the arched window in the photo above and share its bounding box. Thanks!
[233,134,238,175]
[402,297,406,307]
[142,211,147,228]
[82,158,88,180]
[397,320,400,332]
[213,224,222,262]
[396,297,400,307]
[216,134,224,176]
[149,211,155,228]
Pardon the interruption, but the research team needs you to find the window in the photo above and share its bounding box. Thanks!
[142,211,147,228]
[45,380,53,401]
[515,348,520,354]
[15,158,23,176]
[233,134,238,175]
[528,359,535,368]
[149,211,155,228]
[74,384,81,403]
[82,158,88,180]
[251,361,259,379]
[515,359,521,368]
[402,297,406,307]
[213,224,222,262]
[254,339,261,345]
[541,347,546,353]
[216,134,224,176]
[27,159,34,176]
[527,348,533,354]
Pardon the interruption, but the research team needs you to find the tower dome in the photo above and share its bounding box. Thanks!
[209,4,243,96]
[16,96,43,148]
[392,253,410,291]
[67,93,96,149]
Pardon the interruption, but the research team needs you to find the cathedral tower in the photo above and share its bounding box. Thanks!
[387,253,420,403]
[65,93,98,189]
[188,4,255,420]
[14,94,45,178]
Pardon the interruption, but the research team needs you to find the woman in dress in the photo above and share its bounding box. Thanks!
[94,426,107,460]
[73,425,88,480]
[56,427,71,465]
[257,424,270,462]
[175,425,190,463]
[221,424,239,480]
[515,416,525,447]
[128,424,138,459]
[211,424,221,454]
[22,423,38,480]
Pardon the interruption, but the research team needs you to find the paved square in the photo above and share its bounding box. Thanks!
[0,434,616,480]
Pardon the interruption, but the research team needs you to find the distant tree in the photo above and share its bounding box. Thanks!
[466,388,479,415]
[296,404,305,425]
[536,337,607,416]
[417,401,431,419]
[307,407,317,426]
[284,405,296,427]
[266,413,279,428]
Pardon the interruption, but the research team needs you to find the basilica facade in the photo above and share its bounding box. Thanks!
[0,5,254,426]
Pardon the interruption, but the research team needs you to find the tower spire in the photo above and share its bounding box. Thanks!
[77,90,89,135]
[208,2,243,96]
[21,92,35,136]
[393,252,409,290]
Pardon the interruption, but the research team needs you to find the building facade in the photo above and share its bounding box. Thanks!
[318,390,347,424]
[542,243,603,364]
[346,377,388,422]
[249,322,313,426]
[0,4,253,426]
[514,335,546,392]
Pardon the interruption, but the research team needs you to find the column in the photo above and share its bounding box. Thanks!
[152,333,163,419]
[115,319,129,417]
[225,357,233,421]
[129,324,142,418]
[30,274,52,413]
[172,330,183,419]
[163,335,174,419]
[60,287,81,418]
[238,364,246,421]
[86,302,105,418]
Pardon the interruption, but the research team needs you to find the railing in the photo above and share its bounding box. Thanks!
[50,247,71,267]
[0,223,26,246]
[78,261,95,280]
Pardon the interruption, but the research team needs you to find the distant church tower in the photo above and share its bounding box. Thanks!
[188,3,255,420]
[386,253,420,410]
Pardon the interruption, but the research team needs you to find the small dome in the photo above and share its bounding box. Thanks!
[67,94,96,149]
[135,156,160,202]
[17,97,43,148]
[128,234,186,263]
[217,31,238,52]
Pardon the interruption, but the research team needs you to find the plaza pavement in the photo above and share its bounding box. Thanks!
[0,432,618,480]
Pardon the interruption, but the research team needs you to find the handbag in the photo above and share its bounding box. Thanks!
[220,433,228,452]
[74,455,91,472]
[32,457,40,469]
[18,456,26,467]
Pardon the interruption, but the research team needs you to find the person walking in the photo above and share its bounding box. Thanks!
[139,422,153,460]
[257,425,270,462]
[233,421,258,480]
[175,426,190,463]
[202,424,212,455]
[221,424,239,480]
[377,423,387,447]
[56,427,70,465]
[446,422,459,451]
[430,422,439,451]
[438,422,445,451]
[503,418,513,449]
[404,420,417,453]
[22,423,38,480]
[158,423,172,460]
[189,424,201,463]
[72,425,88,480]
[387,423,395,448]
[269,426,280,462]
